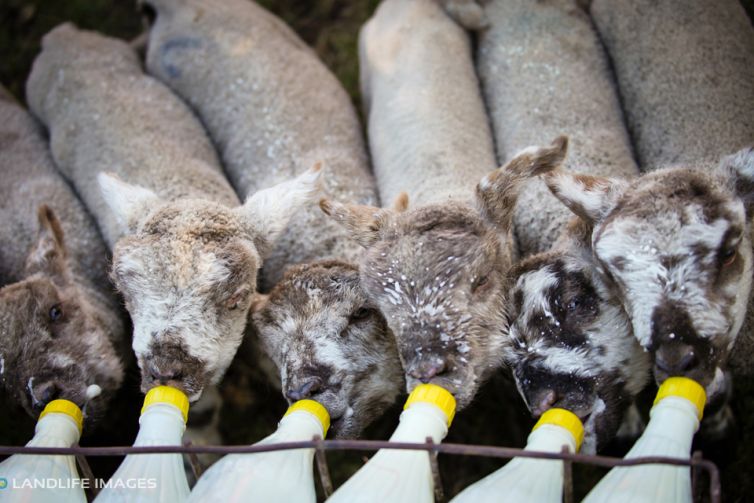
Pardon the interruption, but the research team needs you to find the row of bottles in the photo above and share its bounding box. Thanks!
[0,378,706,502]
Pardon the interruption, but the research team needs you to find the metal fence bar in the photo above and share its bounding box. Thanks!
[0,439,721,502]
[313,436,334,498]
[561,445,573,503]
[426,437,445,503]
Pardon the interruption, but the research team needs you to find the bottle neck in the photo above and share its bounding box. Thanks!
[390,401,449,443]
[30,413,82,448]
[135,403,187,445]
[272,410,327,441]
[649,395,701,432]
[525,423,578,454]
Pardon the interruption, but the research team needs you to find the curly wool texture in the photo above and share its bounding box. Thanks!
[590,0,754,376]
[477,0,639,257]
[145,0,378,290]
[359,0,498,208]
[26,23,239,248]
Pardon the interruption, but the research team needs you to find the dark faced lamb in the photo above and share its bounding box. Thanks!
[0,88,126,424]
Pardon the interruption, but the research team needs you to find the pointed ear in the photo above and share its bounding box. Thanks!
[319,198,396,248]
[392,192,409,213]
[97,172,160,233]
[477,135,569,231]
[542,168,628,225]
[718,146,754,218]
[25,205,69,279]
[249,293,269,315]
[236,162,322,257]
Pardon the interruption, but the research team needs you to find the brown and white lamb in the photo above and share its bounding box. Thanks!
[0,88,126,424]
[143,0,403,437]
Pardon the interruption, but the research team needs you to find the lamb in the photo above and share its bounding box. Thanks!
[318,0,521,412]
[540,0,754,421]
[0,88,126,424]
[504,215,651,454]
[144,0,378,290]
[26,24,321,402]
[142,0,403,437]
[476,0,639,256]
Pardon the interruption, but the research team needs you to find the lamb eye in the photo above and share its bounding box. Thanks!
[567,298,581,311]
[721,248,737,267]
[350,307,372,322]
[472,275,489,293]
[49,304,63,322]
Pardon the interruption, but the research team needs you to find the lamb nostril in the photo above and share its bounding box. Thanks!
[409,359,447,384]
[149,364,182,384]
[678,351,698,372]
[531,389,559,417]
[31,382,61,409]
[286,378,323,402]
[655,356,672,374]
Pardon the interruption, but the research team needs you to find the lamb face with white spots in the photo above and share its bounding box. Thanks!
[322,138,569,409]
[505,220,651,453]
[252,260,403,437]
[544,147,754,409]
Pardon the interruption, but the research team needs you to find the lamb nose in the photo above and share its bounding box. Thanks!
[408,359,447,383]
[655,345,698,375]
[149,363,183,384]
[286,377,323,401]
[31,381,61,409]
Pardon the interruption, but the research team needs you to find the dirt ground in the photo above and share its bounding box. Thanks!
[1,1,753,501]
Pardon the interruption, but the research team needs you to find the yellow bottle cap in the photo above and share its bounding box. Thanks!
[284,399,331,437]
[38,399,84,433]
[654,377,706,420]
[532,408,584,452]
[404,383,457,427]
[141,386,190,423]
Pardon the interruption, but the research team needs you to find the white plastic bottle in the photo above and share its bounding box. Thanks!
[583,377,706,503]
[451,408,584,503]
[0,399,86,502]
[95,385,190,503]
[327,383,456,503]
[187,399,330,502]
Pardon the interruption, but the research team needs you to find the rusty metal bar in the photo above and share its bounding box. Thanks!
[74,444,99,500]
[691,450,701,501]
[313,436,334,498]
[0,438,721,500]
[561,445,573,503]
[426,437,445,503]
[183,440,205,481]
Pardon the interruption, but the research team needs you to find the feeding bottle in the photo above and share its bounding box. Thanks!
[583,377,706,503]
[95,385,190,503]
[187,399,330,502]
[0,399,86,502]
[327,383,456,503]
[451,408,583,503]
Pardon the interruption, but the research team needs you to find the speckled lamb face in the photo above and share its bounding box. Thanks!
[545,147,754,406]
[322,137,569,409]
[252,260,403,438]
[0,207,123,422]
[505,221,651,453]
[101,166,321,401]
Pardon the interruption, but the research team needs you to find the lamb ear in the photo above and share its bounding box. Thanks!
[542,168,627,225]
[237,163,322,258]
[249,293,269,315]
[25,205,69,280]
[718,146,754,218]
[477,135,568,231]
[319,198,396,248]
[98,172,160,233]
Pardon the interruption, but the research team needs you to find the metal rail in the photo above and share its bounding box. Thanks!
[0,438,720,502]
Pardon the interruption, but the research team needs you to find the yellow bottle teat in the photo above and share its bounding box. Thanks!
[284,399,331,437]
[532,408,584,452]
[38,399,84,433]
[141,385,190,423]
[404,383,457,427]
[653,377,706,420]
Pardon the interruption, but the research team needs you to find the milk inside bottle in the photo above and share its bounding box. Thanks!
[583,376,706,503]
[187,398,330,502]
[0,399,86,503]
[451,408,583,503]
[94,385,190,503]
[327,383,456,503]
